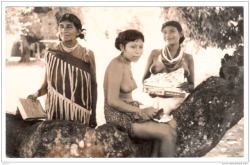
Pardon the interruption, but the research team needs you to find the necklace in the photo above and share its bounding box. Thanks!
[119,54,134,80]
[120,54,130,64]
[162,46,183,63]
[61,42,79,53]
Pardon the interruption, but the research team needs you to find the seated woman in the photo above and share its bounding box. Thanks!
[27,13,97,128]
[103,29,177,157]
[142,20,194,116]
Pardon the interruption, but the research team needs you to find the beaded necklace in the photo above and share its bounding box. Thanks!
[61,42,79,53]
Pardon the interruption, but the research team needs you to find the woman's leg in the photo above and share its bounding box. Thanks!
[168,119,177,130]
[151,140,160,157]
[132,120,177,157]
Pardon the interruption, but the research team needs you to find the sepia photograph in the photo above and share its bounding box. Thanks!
[1,1,248,164]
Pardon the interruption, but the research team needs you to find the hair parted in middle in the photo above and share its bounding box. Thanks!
[58,13,86,40]
[161,20,185,44]
[115,29,144,51]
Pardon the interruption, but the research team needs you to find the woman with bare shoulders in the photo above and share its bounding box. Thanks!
[103,29,177,157]
[142,21,195,116]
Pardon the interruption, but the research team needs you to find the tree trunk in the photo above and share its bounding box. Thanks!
[19,36,31,63]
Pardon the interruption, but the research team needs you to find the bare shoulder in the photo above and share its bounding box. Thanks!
[184,53,194,61]
[109,56,123,68]
[109,56,123,70]
[149,49,161,59]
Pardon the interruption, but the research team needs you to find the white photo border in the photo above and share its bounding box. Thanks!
[1,0,249,164]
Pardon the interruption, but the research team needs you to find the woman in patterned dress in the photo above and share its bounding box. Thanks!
[104,29,177,157]
[28,13,97,128]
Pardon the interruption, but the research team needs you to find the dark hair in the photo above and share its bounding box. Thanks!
[115,29,144,50]
[58,13,85,40]
[161,21,185,44]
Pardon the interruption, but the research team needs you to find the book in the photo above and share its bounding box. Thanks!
[17,98,47,121]
[143,69,188,98]
[153,114,173,123]
[143,85,187,98]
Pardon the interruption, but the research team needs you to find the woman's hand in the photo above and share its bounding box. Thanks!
[149,93,157,98]
[140,107,159,119]
[178,82,195,93]
[188,84,194,92]
[178,82,189,92]
[27,91,39,101]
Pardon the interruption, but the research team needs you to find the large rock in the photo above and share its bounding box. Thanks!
[6,53,243,158]
[6,113,41,157]
[6,114,152,158]
[6,114,103,158]
[171,76,243,157]
[95,123,152,157]
[171,51,243,157]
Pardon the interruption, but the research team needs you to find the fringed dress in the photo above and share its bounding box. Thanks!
[44,44,93,125]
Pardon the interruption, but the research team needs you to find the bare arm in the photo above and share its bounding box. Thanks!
[142,50,156,84]
[88,50,98,127]
[186,54,195,91]
[39,71,48,96]
[27,70,48,100]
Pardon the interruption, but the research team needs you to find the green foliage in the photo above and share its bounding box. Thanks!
[161,7,243,50]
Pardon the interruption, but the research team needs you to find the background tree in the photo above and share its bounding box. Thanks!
[6,7,243,62]
[6,7,84,62]
[161,7,243,53]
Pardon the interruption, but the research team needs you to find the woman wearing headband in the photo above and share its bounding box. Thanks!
[28,13,97,128]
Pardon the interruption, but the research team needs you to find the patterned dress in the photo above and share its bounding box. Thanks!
[44,44,95,125]
[104,99,150,137]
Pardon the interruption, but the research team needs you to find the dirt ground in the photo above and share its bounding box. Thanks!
[204,118,244,157]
